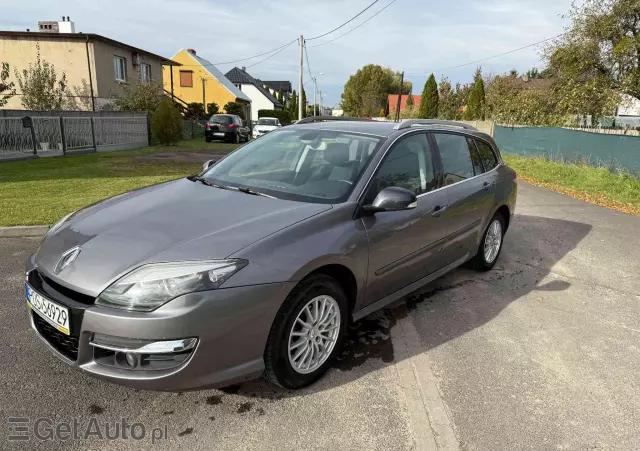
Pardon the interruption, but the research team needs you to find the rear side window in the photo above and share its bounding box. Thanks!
[433,133,482,186]
[475,140,499,171]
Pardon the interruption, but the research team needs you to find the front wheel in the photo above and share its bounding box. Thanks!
[469,212,505,271]
[264,274,348,389]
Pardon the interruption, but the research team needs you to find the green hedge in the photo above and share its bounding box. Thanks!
[258,109,291,124]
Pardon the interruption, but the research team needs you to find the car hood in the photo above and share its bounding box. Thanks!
[254,125,278,132]
[35,178,331,296]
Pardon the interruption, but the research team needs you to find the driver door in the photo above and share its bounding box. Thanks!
[361,132,449,305]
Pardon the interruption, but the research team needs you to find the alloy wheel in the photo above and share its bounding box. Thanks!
[484,219,502,264]
[287,295,341,374]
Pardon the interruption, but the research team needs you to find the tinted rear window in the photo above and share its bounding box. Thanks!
[210,115,232,124]
[475,140,499,171]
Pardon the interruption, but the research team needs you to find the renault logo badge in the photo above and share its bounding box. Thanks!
[54,246,81,274]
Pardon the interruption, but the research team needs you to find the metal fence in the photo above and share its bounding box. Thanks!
[494,125,640,175]
[183,120,207,140]
[0,114,149,162]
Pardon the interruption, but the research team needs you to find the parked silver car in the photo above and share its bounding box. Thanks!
[26,118,517,390]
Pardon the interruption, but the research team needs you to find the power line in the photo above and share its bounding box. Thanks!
[310,0,399,48]
[246,39,298,68]
[176,38,299,68]
[306,0,381,41]
[303,42,315,81]
[405,33,566,75]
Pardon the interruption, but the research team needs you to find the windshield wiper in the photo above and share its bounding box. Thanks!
[234,186,275,198]
[189,175,234,191]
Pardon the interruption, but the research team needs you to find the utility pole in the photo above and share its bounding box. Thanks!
[298,35,304,121]
[319,90,323,116]
[313,78,317,116]
[395,71,404,122]
[202,78,207,111]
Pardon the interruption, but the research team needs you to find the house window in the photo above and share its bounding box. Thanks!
[180,70,193,87]
[140,63,151,83]
[114,56,126,82]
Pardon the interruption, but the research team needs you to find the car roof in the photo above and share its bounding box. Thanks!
[288,118,498,147]
[287,120,398,137]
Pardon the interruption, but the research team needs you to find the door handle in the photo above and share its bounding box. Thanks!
[431,205,447,217]
[482,181,492,191]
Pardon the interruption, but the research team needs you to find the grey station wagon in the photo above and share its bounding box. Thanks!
[26,118,517,390]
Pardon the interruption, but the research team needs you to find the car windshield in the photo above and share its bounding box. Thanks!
[210,115,232,124]
[258,118,278,126]
[202,129,384,203]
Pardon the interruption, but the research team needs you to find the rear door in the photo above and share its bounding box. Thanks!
[361,132,449,305]
[430,132,495,265]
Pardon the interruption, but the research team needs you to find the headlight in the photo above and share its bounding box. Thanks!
[96,259,247,312]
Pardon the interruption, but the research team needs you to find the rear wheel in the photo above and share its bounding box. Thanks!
[234,133,240,144]
[205,137,212,143]
[469,212,505,271]
[264,274,348,389]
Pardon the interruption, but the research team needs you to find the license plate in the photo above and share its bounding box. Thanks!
[213,132,225,137]
[26,283,70,335]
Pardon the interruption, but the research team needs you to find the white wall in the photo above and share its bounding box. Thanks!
[238,84,275,121]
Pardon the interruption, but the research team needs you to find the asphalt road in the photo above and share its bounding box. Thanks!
[1,182,638,450]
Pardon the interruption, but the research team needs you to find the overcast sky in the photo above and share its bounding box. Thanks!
[3,0,573,107]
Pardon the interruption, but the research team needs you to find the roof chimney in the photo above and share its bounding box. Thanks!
[62,16,65,21]
[67,16,70,21]
[187,48,196,55]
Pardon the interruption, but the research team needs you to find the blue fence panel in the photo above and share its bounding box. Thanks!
[494,125,640,174]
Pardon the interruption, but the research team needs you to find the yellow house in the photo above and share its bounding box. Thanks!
[163,49,251,117]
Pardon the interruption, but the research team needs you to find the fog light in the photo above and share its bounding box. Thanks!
[125,353,138,368]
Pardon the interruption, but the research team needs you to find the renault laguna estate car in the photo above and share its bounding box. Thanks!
[26,118,517,390]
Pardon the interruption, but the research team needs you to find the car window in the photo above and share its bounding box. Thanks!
[365,133,436,203]
[475,140,499,171]
[210,115,232,125]
[433,133,482,186]
[258,118,278,126]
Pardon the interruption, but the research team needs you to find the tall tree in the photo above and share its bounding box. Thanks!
[466,75,486,120]
[301,88,307,118]
[341,64,395,117]
[0,62,16,107]
[277,87,284,104]
[438,77,457,120]
[289,90,297,117]
[419,74,438,118]
[543,0,639,117]
[15,45,69,110]
[405,92,414,108]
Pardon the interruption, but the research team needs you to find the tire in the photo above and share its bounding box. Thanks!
[264,274,348,389]
[234,133,240,144]
[468,212,505,271]
[205,137,212,143]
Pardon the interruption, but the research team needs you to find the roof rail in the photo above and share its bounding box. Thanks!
[394,119,478,131]
[296,116,375,124]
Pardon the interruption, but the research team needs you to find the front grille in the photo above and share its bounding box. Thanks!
[29,270,95,305]
[33,312,79,361]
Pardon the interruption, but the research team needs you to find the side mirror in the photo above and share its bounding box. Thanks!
[362,187,417,214]
[202,159,218,171]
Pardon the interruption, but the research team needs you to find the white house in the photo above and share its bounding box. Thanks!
[225,67,284,121]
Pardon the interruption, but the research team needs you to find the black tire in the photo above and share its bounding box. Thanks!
[468,212,505,271]
[264,274,348,389]
[205,137,212,143]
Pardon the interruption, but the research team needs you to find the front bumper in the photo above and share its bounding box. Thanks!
[26,258,294,391]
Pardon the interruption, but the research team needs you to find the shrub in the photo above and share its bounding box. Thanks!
[223,102,245,119]
[258,109,291,124]
[206,102,219,116]
[184,102,205,119]
[151,98,183,145]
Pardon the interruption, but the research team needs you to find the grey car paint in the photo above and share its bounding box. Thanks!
[26,121,516,390]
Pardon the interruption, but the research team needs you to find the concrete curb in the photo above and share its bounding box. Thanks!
[0,225,51,238]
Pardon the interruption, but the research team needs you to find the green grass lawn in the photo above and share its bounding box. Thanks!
[503,154,640,215]
[0,140,240,226]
